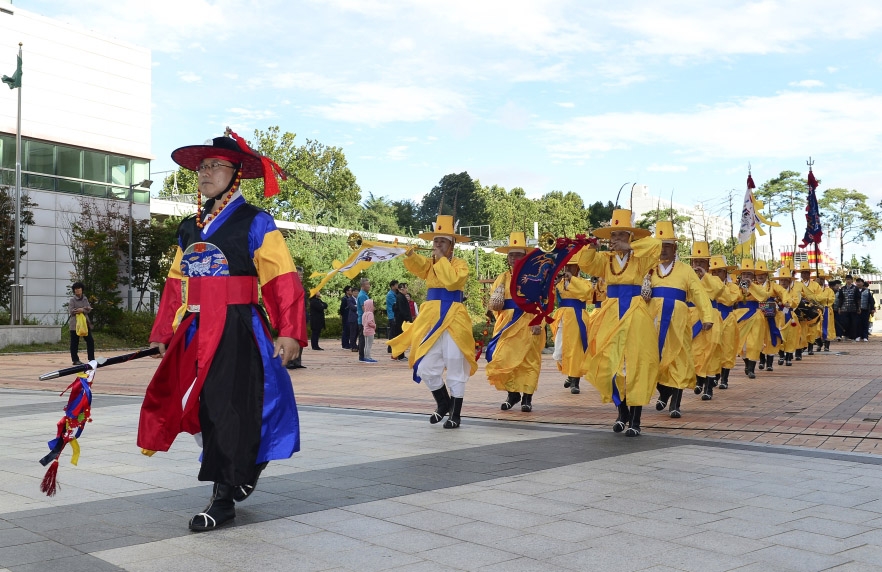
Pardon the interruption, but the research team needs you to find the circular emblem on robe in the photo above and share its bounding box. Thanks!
[181,242,230,277]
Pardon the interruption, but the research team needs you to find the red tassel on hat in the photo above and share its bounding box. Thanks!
[225,128,288,198]
[40,460,59,497]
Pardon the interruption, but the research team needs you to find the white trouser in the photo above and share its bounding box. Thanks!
[416,331,469,398]
[552,318,564,363]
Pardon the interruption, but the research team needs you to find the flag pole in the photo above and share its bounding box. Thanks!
[807,157,820,279]
[12,43,22,325]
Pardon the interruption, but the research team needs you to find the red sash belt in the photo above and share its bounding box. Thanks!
[186,276,258,309]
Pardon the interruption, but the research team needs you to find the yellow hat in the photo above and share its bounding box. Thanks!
[795,261,814,273]
[591,209,651,240]
[418,215,470,243]
[754,260,770,274]
[684,241,711,258]
[495,232,532,254]
[737,259,757,273]
[709,255,735,271]
[771,263,795,281]
[654,220,682,242]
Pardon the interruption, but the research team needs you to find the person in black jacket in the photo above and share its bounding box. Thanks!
[309,292,328,350]
[339,286,352,349]
[391,283,412,360]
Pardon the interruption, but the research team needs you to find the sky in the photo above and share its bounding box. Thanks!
[20,0,882,267]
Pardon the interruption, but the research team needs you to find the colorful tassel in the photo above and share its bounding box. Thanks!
[40,460,59,497]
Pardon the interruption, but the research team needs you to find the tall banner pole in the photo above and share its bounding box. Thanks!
[13,44,22,325]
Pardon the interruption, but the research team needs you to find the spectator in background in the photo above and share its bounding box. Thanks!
[857,278,876,341]
[309,292,328,350]
[346,287,359,352]
[361,298,378,363]
[838,275,860,341]
[339,286,352,349]
[357,277,371,361]
[406,292,419,320]
[830,280,844,340]
[391,283,411,360]
[386,280,400,355]
[68,281,95,365]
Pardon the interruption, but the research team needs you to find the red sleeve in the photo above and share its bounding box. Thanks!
[262,272,307,347]
[149,277,182,345]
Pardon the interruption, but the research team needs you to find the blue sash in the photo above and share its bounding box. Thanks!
[713,301,733,321]
[822,307,829,339]
[766,315,783,347]
[559,298,588,351]
[485,299,523,363]
[412,288,464,383]
[607,284,642,320]
[652,287,686,359]
[738,300,759,323]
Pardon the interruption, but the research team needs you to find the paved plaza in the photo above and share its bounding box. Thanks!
[0,336,880,571]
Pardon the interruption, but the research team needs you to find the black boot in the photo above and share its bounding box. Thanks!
[785,352,793,366]
[563,376,573,389]
[778,350,785,366]
[625,406,642,436]
[443,397,463,429]
[807,342,814,355]
[702,376,715,400]
[746,360,756,379]
[743,357,750,375]
[719,368,730,389]
[233,462,268,503]
[795,348,803,361]
[430,386,451,424]
[656,383,673,410]
[521,393,533,412]
[614,402,629,433]
[500,391,521,411]
[189,483,236,532]
[824,340,830,352]
[570,378,581,395]
[694,376,705,395]
[766,354,774,372]
[758,353,766,370]
[669,389,683,418]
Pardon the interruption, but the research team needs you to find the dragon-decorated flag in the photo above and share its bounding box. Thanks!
[509,235,593,326]
[310,238,408,297]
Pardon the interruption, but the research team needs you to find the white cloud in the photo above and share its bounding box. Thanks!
[648,164,688,173]
[177,72,202,83]
[539,90,882,161]
[790,79,824,88]
[386,146,408,161]
[225,107,277,121]
[556,102,575,108]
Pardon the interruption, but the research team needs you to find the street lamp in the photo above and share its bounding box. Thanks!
[128,179,153,311]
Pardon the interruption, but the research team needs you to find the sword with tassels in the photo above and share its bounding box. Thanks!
[38,347,160,381]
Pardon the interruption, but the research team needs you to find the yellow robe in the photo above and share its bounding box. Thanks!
[550,277,592,378]
[816,285,835,340]
[734,281,771,361]
[691,273,724,378]
[716,282,742,370]
[577,237,661,406]
[758,280,787,354]
[777,283,802,353]
[649,261,714,389]
[799,280,823,343]
[388,254,477,377]
[485,271,545,394]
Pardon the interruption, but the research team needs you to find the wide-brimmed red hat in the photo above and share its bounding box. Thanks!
[171,128,286,197]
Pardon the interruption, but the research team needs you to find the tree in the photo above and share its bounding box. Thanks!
[391,199,420,236]
[135,217,181,309]
[586,200,616,230]
[474,183,537,240]
[755,171,808,256]
[0,186,35,310]
[860,255,879,274]
[536,191,588,238]
[158,167,198,199]
[636,209,692,235]
[417,172,487,231]
[361,193,401,235]
[818,187,880,267]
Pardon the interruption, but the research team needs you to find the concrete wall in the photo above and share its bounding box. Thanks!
[0,325,60,349]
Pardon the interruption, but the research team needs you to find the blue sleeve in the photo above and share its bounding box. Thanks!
[386,291,396,319]
[248,211,278,257]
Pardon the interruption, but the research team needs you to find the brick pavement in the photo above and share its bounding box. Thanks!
[1,335,879,455]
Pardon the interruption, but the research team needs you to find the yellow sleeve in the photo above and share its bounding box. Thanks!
[632,236,662,275]
[576,247,607,277]
[747,282,770,302]
[717,283,741,306]
[563,276,593,301]
[403,252,433,278]
[702,273,725,300]
[434,256,470,290]
[253,229,296,284]
[167,247,184,279]
[687,267,715,323]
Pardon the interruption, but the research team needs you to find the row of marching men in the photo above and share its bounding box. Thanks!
[386,212,833,435]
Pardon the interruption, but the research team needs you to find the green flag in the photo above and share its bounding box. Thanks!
[2,53,22,89]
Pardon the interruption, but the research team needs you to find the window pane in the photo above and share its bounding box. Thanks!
[132,160,150,186]
[133,189,150,204]
[57,146,82,178]
[109,155,130,186]
[58,179,82,194]
[84,184,108,198]
[109,186,128,201]
[0,134,15,169]
[84,151,106,182]
[26,174,54,191]
[26,141,54,175]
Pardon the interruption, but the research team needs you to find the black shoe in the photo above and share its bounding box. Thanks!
[563,377,572,389]
[719,369,730,389]
[758,353,765,370]
[669,388,683,417]
[443,397,463,429]
[693,377,704,395]
[72,360,83,366]
[785,352,793,366]
[746,360,756,379]
[795,349,802,361]
[430,387,451,424]
[312,347,324,351]
[570,378,580,394]
[824,341,830,352]
[501,392,521,411]
[233,462,268,503]
[521,393,533,412]
[397,355,408,361]
[766,354,774,372]
[626,406,642,436]
[189,484,236,532]
[807,344,814,356]
[614,402,629,433]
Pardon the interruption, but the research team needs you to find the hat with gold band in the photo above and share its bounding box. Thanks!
[591,209,651,240]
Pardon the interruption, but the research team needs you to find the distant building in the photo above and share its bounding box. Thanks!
[0,3,151,323]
